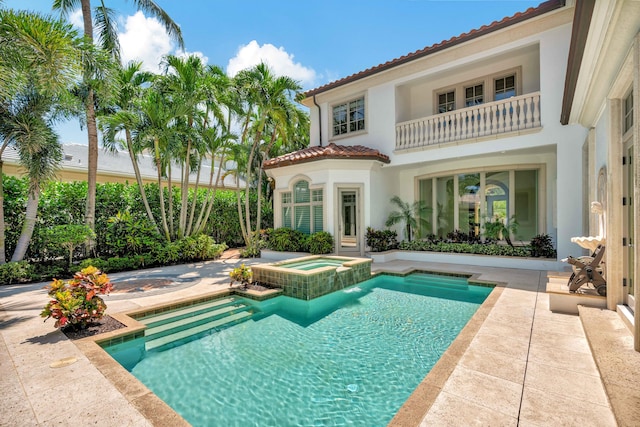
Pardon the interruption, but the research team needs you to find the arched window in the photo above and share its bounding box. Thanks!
[281,180,323,234]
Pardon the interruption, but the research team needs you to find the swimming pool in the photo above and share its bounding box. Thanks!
[104,273,492,426]
[251,256,372,300]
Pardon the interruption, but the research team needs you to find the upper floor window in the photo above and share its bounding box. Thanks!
[624,91,634,134]
[333,97,365,136]
[438,91,455,113]
[281,180,323,234]
[494,75,516,100]
[433,68,521,113]
[465,84,484,107]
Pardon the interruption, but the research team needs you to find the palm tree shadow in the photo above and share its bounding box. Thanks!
[23,329,66,345]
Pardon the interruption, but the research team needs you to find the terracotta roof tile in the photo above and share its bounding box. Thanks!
[263,143,390,169]
[304,0,565,98]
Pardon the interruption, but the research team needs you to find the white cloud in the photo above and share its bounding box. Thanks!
[69,9,84,29]
[227,40,317,88]
[118,11,174,73]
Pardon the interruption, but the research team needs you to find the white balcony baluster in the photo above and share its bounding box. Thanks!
[396,92,541,150]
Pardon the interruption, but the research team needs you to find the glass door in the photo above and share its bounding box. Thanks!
[338,190,359,254]
[624,143,635,307]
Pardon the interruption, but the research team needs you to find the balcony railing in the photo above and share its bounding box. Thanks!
[395,92,541,150]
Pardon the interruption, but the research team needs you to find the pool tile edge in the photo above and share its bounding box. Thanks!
[388,278,505,426]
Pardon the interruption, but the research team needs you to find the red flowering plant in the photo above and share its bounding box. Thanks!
[41,266,114,330]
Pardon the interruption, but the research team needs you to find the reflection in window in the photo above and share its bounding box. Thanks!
[458,173,480,236]
[282,180,323,234]
[438,91,455,113]
[465,84,484,107]
[436,176,455,237]
[418,169,539,240]
[333,97,365,136]
[495,75,516,101]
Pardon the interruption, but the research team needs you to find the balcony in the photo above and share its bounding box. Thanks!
[395,92,541,150]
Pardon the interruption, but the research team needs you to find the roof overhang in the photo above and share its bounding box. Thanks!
[263,143,390,170]
[560,0,596,125]
[302,0,566,102]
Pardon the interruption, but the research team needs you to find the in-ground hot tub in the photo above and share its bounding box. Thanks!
[252,255,372,300]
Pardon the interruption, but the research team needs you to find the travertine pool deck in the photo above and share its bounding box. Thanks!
[1,255,637,426]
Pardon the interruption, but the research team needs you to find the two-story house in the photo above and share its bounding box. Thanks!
[265,0,583,260]
[265,0,640,352]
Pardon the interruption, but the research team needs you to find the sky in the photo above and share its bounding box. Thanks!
[6,0,542,145]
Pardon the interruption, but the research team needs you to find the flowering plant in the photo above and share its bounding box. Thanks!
[229,264,252,288]
[41,266,113,329]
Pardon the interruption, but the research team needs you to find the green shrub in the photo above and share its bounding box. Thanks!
[106,256,143,272]
[41,266,113,329]
[0,261,34,285]
[177,234,227,262]
[105,210,162,257]
[44,224,95,268]
[308,231,334,255]
[366,227,398,252]
[529,234,556,258]
[32,260,69,282]
[398,240,530,257]
[151,242,181,265]
[79,257,109,272]
[267,228,308,252]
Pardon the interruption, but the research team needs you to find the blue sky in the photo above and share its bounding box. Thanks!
[6,0,542,144]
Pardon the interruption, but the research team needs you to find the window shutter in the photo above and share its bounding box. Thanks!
[313,205,323,232]
[294,206,311,234]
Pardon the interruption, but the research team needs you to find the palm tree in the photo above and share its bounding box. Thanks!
[385,196,431,241]
[99,61,160,234]
[233,63,303,251]
[0,10,84,263]
[52,0,183,239]
[161,54,207,238]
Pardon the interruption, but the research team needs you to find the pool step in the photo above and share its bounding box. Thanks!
[144,304,250,336]
[138,297,238,327]
[145,310,253,351]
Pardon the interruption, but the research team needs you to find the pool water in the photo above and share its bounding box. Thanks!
[280,257,346,270]
[105,273,492,426]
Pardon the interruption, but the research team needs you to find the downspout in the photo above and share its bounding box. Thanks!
[313,94,322,147]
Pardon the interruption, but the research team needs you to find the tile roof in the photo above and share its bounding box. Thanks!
[262,143,390,169]
[304,0,565,98]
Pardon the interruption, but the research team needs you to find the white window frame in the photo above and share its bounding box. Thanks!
[280,178,325,234]
[433,67,522,113]
[330,94,367,140]
[623,90,634,135]
[414,163,545,242]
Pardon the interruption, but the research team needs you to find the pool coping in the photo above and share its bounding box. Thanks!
[385,268,505,425]
[71,270,503,426]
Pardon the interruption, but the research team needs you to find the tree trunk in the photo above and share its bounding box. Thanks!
[81,0,98,253]
[178,137,191,238]
[167,162,174,239]
[125,130,159,235]
[11,188,39,262]
[186,155,202,236]
[256,131,277,234]
[0,156,6,264]
[154,139,170,241]
[195,153,224,234]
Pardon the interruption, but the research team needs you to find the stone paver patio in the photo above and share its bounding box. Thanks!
[0,253,636,426]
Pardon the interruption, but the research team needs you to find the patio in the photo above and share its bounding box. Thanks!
[1,252,638,426]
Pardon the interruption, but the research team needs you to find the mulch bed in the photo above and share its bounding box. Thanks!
[62,315,126,340]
